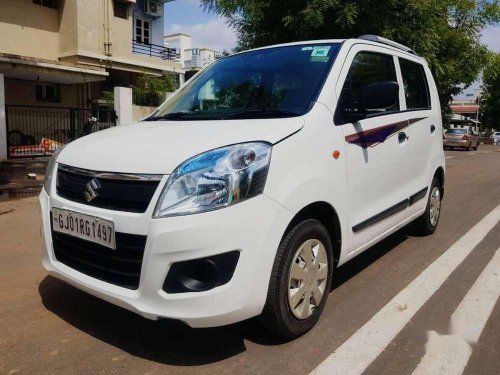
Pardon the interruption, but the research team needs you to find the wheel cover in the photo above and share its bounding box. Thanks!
[287,239,328,320]
[429,187,441,227]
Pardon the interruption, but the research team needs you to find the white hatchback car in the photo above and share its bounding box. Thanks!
[40,35,445,338]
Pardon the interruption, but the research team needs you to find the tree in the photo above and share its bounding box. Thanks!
[481,53,500,129]
[201,0,500,123]
[132,73,176,106]
[134,73,176,95]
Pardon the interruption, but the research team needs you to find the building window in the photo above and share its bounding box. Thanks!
[113,0,129,19]
[36,84,61,103]
[135,18,151,45]
[33,0,58,9]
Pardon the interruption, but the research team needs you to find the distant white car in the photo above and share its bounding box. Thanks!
[492,131,500,145]
[39,36,445,339]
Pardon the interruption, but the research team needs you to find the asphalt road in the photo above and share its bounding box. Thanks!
[1,145,499,375]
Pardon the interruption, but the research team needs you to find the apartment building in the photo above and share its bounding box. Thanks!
[164,33,223,72]
[0,0,184,159]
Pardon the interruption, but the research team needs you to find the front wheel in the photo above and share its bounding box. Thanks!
[260,219,334,339]
[412,177,442,236]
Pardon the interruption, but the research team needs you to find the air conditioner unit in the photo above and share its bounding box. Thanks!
[144,0,163,17]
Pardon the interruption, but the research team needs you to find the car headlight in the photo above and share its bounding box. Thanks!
[154,142,272,217]
[43,146,65,194]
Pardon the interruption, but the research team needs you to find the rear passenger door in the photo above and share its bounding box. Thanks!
[335,46,414,253]
[396,57,436,216]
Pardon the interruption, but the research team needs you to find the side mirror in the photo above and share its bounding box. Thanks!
[359,81,399,113]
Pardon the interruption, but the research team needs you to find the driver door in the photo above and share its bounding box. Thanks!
[335,46,412,253]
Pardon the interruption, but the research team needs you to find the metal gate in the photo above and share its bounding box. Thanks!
[6,105,116,158]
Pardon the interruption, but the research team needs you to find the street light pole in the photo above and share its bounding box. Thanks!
[476,95,483,133]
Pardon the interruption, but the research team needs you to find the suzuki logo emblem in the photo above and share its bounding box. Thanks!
[84,178,100,203]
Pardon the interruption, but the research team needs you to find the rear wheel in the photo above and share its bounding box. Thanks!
[474,142,479,151]
[261,219,334,339]
[412,177,442,236]
[467,142,472,151]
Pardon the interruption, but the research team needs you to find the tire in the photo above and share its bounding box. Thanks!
[467,142,472,151]
[412,177,442,236]
[260,219,334,339]
[474,142,479,151]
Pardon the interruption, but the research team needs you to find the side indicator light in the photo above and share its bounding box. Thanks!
[332,150,341,159]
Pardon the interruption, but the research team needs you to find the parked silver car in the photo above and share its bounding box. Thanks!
[492,131,500,145]
[443,128,479,150]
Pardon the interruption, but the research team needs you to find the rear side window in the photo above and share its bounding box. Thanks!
[336,52,399,124]
[399,59,431,110]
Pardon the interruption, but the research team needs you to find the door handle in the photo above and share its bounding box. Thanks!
[398,132,409,143]
[430,124,436,133]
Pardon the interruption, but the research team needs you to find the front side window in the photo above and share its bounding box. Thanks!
[336,52,399,124]
[149,44,340,121]
[399,59,431,110]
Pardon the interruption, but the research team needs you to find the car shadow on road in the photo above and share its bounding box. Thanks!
[332,225,410,289]
[38,225,412,366]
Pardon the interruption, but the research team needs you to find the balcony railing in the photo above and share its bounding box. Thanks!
[132,40,180,62]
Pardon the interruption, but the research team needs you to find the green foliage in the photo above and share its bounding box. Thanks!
[133,73,176,95]
[481,52,500,129]
[102,91,114,105]
[201,0,500,123]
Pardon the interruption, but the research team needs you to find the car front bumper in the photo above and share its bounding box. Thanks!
[39,186,292,328]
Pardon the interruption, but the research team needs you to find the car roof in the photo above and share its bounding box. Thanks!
[231,38,425,63]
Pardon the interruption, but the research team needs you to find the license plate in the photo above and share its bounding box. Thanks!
[52,208,116,250]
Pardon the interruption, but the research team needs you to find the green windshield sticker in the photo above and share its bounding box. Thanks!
[301,46,314,51]
[311,46,331,57]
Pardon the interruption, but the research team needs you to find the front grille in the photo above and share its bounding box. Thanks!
[52,229,147,290]
[56,164,161,213]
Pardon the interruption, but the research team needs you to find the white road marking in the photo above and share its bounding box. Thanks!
[467,152,475,156]
[413,249,500,375]
[446,156,455,159]
[311,204,500,375]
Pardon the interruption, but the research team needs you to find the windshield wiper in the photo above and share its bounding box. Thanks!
[224,109,301,119]
[145,109,301,121]
[144,112,191,121]
[145,112,227,121]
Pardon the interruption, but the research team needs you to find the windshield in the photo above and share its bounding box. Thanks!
[446,129,467,135]
[148,43,340,121]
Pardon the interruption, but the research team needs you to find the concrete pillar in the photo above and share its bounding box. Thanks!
[179,73,186,87]
[0,74,7,160]
[114,86,133,126]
